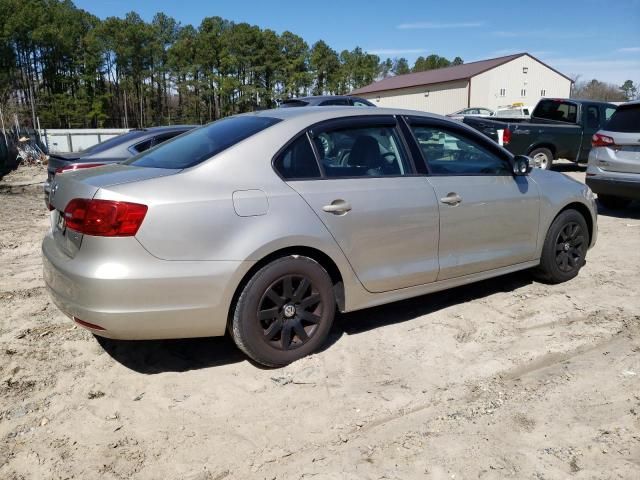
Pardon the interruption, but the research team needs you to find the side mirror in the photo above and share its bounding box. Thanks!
[511,155,533,176]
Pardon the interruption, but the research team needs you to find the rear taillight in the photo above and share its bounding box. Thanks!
[502,127,512,145]
[56,163,105,174]
[591,133,615,148]
[63,199,148,236]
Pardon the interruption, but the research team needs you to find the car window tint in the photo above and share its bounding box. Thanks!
[274,135,321,180]
[125,116,281,169]
[131,138,154,154]
[353,100,371,107]
[312,125,410,178]
[586,106,600,129]
[154,131,184,145]
[605,104,639,133]
[319,99,350,106]
[410,126,510,175]
[605,107,616,121]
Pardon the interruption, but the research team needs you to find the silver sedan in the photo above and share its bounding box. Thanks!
[43,107,598,367]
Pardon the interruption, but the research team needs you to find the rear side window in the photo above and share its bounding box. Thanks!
[274,135,321,180]
[320,99,350,106]
[312,125,411,178]
[130,138,154,154]
[605,105,640,133]
[586,106,600,129]
[533,100,578,123]
[280,100,308,108]
[126,116,281,169]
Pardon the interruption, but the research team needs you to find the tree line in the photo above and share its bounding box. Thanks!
[0,0,465,129]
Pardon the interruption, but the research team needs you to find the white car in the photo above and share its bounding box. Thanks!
[446,107,494,121]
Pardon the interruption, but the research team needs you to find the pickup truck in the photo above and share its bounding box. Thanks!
[463,98,617,169]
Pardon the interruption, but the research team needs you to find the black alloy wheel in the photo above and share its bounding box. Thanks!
[554,222,585,273]
[535,209,589,284]
[231,256,336,367]
[258,275,323,351]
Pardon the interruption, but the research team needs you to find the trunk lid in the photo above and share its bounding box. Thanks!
[596,130,640,174]
[48,164,179,257]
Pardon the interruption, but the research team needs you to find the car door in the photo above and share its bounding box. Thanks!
[406,117,540,281]
[579,104,602,162]
[279,116,440,293]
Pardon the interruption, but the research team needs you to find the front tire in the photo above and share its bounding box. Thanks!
[598,195,631,210]
[530,147,553,170]
[231,256,336,367]
[535,209,589,284]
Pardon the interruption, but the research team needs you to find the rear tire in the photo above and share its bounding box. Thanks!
[231,256,335,367]
[530,147,553,170]
[598,195,631,210]
[535,209,589,284]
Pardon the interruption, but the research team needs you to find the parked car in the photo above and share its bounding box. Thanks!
[586,100,640,209]
[43,107,597,367]
[463,98,617,170]
[446,107,494,120]
[494,103,532,118]
[279,95,375,108]
[44,125,196,205]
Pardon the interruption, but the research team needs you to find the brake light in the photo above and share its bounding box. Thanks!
[502,127,512,145]
[591,133,615,148]
[56,163,105,174]
[63,199,148,236]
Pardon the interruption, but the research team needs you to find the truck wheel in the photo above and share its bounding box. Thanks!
[529,148,553,170]
[534,209,589,284]
[598,195,631,210]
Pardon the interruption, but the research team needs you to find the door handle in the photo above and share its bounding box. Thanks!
[322,199,352,215]
[440,193,462,206]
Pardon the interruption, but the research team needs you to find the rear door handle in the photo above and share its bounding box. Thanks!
[322,199,352,215]
[440,193,462,206]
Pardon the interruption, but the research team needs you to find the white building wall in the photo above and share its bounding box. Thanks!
[470,55,572,111]
[358,80,469,115]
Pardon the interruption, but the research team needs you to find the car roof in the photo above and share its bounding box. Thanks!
[248,105,443,123]
[281,95,370,105]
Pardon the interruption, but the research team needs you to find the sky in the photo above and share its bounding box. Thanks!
[75,0,640,85]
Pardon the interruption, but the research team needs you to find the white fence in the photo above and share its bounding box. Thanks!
[40,128,130,153]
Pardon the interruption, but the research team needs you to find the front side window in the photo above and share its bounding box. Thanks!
[353,100,372,107]
[312,124,411,178]
[410,125,510,175]
[273,135,321,180]
[126,116,281,169]
[605,107,617,122]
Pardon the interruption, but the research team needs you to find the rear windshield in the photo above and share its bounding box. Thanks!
[125,116,281,169]
[604,104,640,133]
[533,100,578,123]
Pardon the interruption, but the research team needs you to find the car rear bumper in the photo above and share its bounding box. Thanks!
[586,175,640,200]
[42,234,253,340]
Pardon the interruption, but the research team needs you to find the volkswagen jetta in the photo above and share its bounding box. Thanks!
[43,107,598,366]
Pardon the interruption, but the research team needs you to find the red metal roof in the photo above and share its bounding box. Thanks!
[351,53,571,95]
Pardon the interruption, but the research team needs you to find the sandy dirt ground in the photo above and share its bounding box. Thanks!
[1,163,639,480]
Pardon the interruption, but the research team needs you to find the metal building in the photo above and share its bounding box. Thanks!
[351,53,573,115]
